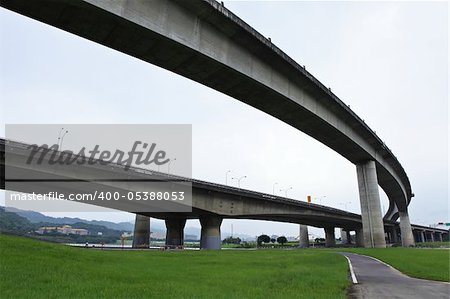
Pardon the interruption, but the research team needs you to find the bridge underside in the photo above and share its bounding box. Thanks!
[0,0,415,248]
[0,0,412,218]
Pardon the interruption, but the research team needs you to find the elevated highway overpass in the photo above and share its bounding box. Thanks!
[2,139,447,249]
[0,0,416,247]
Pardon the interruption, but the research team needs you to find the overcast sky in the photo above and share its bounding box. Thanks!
[0,1,448,238]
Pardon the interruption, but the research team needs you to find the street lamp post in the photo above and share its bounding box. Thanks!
[232,175,246,188]
[316,195,327,204]
[280,187,292,197]
[168,158,176,175]
[272,182,278,195]
[338,201,352,210]
[225,170,231,185]
[59,130,69,150]
[57,127,64,148]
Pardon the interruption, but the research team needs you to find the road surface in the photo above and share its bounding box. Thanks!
[341,252,449,299]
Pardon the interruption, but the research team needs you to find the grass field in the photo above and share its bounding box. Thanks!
[338,247,450,282]
[0,234,349,299]
[416,241,450,248]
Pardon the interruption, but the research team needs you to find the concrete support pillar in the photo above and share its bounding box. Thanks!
[199,215,222,250]
[355,228,364,247]
[346,231,352,244]
[430,232,435,242]
[165,218,186,247]
[386,229,392,243]
[399,211,415,247]
[392,227,399,243]
[419,231,425,243]
[132,214,150,248]
[356,160,386,248]
[340,228,349,245]
[324,227,336,247]
[299,224,309,248]
[438,233,443,242]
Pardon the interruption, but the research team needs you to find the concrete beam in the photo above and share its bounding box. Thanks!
[200,215,222,250]
[132,214,150,248]
[299,224,309,248]
[399,211,415,247]
[165,218,186,247]
[356,160,386,248]
[324,227,336,247]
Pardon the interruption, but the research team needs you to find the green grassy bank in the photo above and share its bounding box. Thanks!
[0,234,348,299]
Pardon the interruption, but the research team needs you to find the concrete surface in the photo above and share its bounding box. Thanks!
[0,0,413,222]
[356,161,386,248]
[132,214,150,248]
[299,224,309,248]
[399,211,415,247]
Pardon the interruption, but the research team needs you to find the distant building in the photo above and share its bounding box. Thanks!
[121,232,133,238]
[36,225,88,236]
[151,231,165,240]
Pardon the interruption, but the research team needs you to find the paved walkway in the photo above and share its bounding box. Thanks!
[341,252,450,299]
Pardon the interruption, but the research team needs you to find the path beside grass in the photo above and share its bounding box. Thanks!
[341,252,449,299]
[338,247,450,282]
[0,234,349,299]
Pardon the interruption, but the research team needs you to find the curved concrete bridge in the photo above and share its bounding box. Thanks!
[2,139,447,250]
[1,0,416,247]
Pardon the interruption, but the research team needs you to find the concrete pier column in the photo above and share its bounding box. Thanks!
[356,160,386,248]
[392,227,399,243]
[346,231,352,244]
[420,231,425,243]
[132,214,150,248]
[355,228,364,247]
[386,229,392,243]
[199,215,222,250]
[399,211,415,247]
[430,232,435,242]
[324,227,336,247]
[438,233,443,242]
[299,225,309,248]
[165,218,186,247]
[340,228,349,245]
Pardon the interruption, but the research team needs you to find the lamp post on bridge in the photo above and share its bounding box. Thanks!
[168,158,176,175]
[315,195,327,204]
[225,170,231,185]
[57,127,64,147]
[272,182,278,195]
[338,201,352,210]
[231,175,246,188]
[59,130,69,150]
[280,187,292,198]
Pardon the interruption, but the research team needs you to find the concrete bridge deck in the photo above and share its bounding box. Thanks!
[0,0,433,248]
[1,138,447,249]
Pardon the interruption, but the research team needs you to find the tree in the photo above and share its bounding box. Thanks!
[222,236,241,244]
[270,238,276,243]
[257,234,271,245]
[315,237,325,244]
[277,236,287,245]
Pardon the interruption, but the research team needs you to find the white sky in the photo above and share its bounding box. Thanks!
[0,1,448,238]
